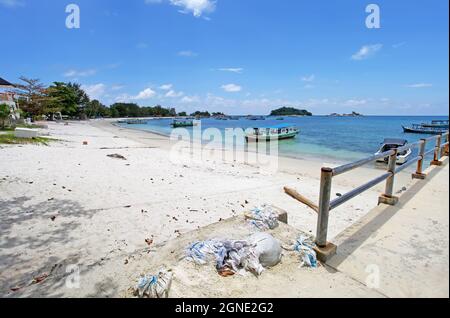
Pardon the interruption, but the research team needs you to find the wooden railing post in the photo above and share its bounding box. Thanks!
[316,168,332,247]
[314,167,337,262]
[442,133,449,157]
[413,139,427,179]
[379,149,399,205]
[431,135,443,166]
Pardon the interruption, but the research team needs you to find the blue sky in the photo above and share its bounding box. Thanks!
[0,0,448,115]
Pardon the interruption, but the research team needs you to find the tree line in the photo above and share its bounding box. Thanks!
[11,77,185,120]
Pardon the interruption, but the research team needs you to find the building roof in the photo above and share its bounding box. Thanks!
[0,77,15,87]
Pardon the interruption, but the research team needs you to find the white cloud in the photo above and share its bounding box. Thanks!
[159,84,173,90]
[301,74,315,82]
[145,0,216,18]
[178,50,198,57]
[405,83,433,88]
[221,83,242,93]
[64,69,97,78]
[82,84,106,100]
[165,89,184,98]
[116,87,157,102]
[218,68,243,74]
[180,95,200,103]
[169,0,216,17]
[351,44,383,60]
[0,0,24,8]
[135,88,157,100]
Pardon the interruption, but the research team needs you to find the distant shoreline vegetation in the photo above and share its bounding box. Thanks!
[328,111,364,117]
[269,107,312,117]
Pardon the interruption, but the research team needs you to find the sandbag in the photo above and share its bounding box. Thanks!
[248,232,282,268]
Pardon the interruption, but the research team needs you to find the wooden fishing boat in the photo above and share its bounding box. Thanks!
[420,120,449,129]
[117,119,148,124]
[171,119,197,128]
[402,124,448,135]
[245,124,299,142]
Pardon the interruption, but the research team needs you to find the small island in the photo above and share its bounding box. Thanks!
[329,111,364,117]
[270,107,312,117]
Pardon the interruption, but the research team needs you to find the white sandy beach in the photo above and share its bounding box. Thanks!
[0,120,416,297]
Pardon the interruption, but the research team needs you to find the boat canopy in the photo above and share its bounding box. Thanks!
[382,138,408,146]
[254,123,297,129]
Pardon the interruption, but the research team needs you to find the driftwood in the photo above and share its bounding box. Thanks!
[284,187,318,213]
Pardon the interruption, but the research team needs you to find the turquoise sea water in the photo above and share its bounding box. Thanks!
[117,116,449,163]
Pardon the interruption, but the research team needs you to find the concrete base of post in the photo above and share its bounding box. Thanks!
[314,243,337,263]
[412,172,427,180]
[430,160,443,166]
[378,194,399,206]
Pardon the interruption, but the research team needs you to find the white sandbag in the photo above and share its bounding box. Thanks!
[248,232,282,268]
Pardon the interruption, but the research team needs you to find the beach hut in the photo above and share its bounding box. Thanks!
[0,77,20,121]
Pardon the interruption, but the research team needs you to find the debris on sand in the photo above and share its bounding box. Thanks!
[31,273,49,285]
[145,238,153,246]
[134,268,173,298]
[107,153,127,160]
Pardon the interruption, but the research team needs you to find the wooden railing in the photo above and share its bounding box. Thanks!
[314,132,449,258]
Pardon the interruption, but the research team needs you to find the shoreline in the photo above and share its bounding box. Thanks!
[108,119,362,167]
[0,120,417,297]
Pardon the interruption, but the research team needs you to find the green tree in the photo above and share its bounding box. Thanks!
[190,111,210,118]
[0,104,10,129]
[270,107,312,116]
[47,82,79,117]
[67,82,90,117]
[85,99,108,118]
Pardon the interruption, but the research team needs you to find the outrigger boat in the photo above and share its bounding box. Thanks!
[402,124,448,135]
[375,138,412,165]
[171,119,197,128]
[245,123,300,142]
[117,119,148,124]
[420,120,449,129]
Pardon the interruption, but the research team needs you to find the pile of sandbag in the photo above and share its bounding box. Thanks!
[244,205,279,230]
[185,232,282,277]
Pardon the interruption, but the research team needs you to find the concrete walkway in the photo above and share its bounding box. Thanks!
[328,158,449,297]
